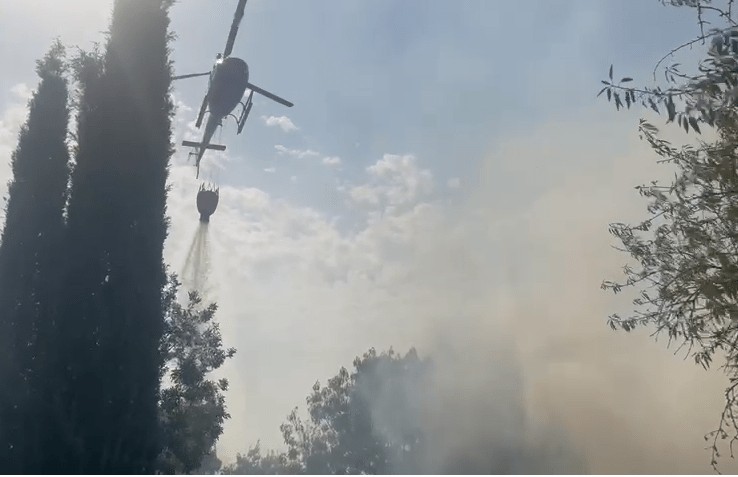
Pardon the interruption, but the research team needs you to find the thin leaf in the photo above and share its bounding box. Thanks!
[689,116,701,134]
[666,96,676,122]
[649,98,659,113]
[621,77,633,83]
[609,64,613,80]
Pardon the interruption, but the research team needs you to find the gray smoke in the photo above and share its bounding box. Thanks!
[166,116,738,474]
[355,341,587,474]
[344,119,738,474]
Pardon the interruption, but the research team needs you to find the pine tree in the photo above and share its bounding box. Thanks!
[0,41,71,473]
[49,0,175,472]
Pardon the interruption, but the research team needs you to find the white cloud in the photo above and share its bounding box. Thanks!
[274,144,320,159]
[0,84,32,224]
[261,115,298,133]
[349,184,381,205]
[349,154,434,208]
[171,93,200,141]
[273,146,342,168]
[290,175,298,183]
[264,167,276,173]
[322,156,342,166]
[10,83,33,102]
[447,177,461,189]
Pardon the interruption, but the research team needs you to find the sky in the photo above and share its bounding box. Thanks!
[2,0,738,473]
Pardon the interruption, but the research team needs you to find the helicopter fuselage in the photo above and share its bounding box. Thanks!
[208,56,249,119]
[191,56,250,176]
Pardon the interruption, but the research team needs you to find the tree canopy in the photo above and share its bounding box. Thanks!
[0,2,239,473]
[223,347,583,474]
[157,276,236,474]
[599,0,738,469]
[48,0,175,471]
[0,40,71,474]
[224,348,431,475]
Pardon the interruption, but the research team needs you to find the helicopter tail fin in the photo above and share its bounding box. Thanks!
[182,140,226,151]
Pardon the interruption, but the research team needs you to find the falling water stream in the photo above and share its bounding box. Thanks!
[181,222,211,298]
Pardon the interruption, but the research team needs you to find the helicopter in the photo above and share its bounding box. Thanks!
[173,0,293,178]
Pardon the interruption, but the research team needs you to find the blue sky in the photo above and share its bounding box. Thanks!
[0,1,701,203]
[1,1,736,472]
[165,0,698,212]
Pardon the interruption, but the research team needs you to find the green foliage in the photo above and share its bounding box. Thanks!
[224,348,431,475]
[663,0,705,7]
[222,442,296,475]
[49,0,176,472]
[603,118,738,469]
[157,275,236,474]
[601,0,738,471]
[599,1,738,134]
[0,40,71,473]
[224,347,584,474]
[195,449,224,475]
[36,38,66,79]
[0,3,233,475]
[286,347,430,474]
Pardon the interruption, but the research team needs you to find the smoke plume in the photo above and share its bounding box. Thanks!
[163,113,738,474]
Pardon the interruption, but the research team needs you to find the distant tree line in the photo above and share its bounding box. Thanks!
[217,347,583,475]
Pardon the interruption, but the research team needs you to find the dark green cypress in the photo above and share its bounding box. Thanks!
[50,0,174,472]
[0,41,71,473]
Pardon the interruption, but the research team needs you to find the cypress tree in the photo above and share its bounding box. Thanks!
[51,0,174,472]
[0,41,71,473]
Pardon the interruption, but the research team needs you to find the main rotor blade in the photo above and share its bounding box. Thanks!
[247,82,294,108]
[223,0,248,58]
[172,72,210,80]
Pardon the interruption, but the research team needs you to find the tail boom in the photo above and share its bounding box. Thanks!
[182,140,226,179]
[181,140,226,152]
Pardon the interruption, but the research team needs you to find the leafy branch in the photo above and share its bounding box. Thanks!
[600,3,738,134]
